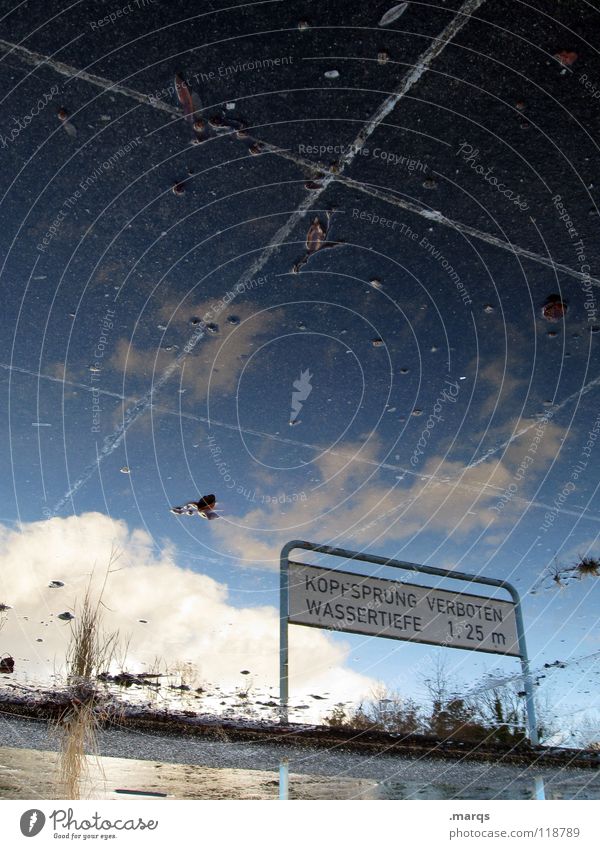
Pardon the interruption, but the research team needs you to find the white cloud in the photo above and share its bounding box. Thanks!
[0,513,374,718]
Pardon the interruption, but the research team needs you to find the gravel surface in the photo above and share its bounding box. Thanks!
[1,714,600,800]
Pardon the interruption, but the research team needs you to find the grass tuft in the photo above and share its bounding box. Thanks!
[51,549,123,799]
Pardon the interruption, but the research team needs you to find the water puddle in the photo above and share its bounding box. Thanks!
[1,745,599,800]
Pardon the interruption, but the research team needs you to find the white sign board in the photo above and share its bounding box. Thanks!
[288,562,520,657]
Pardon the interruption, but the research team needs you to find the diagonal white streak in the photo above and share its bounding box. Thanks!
[39,0,489,512]
[3,1,596,288]
[3,360,599,524]
[0,37,178,115]
[466,373,600,470]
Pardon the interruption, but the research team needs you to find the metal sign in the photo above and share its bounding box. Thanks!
[280,540,539,746]
[288,562,520,657]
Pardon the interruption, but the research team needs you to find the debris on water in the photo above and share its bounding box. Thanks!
[379,3,408,26]
[175,72,205,141]
[172,181,186,195]
[541,295,567,322]
[372,338,384,347]
[249,142,264,155]
[57,108,77,137]
[369,278,383,289]
[412,409,423,416]
[120,466,130,474]
[377,51,390,65]
[32,422,51,427]
[48,581,64,588]
[0,656,15,673]
[483,304,495,313]
[423,177,436,189]
[304,180,323,190]
[387,406,396,413]
[293,212,343,273]
[157,324,167,331]
[226,102,236,110]
[555,50,578,66]
[236,129,249,139]
[208,114,229,130]
[576,557,600,577]
[206,322,219,334]
[57,612,75,621]
[515,100,526,110]
[0,603,12,612]
[227,315,240,325]
[298,19,310,30]
[324,70,340,79]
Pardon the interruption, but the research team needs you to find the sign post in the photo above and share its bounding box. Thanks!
[279,540,538,747]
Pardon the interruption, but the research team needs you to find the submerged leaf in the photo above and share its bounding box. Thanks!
[379,3,408,27]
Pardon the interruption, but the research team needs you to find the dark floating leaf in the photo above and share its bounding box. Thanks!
[0,656,15,673]
[576,558,600,577]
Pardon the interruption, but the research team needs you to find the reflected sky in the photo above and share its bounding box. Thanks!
[0,0,599,736]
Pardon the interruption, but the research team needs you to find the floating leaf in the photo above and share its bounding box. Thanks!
[379,2,408,27]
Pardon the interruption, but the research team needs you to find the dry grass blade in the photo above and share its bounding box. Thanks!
[576,557,600,578]
[52,548,123,799]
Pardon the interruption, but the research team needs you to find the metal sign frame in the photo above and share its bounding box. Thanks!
[280,540,538,745]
